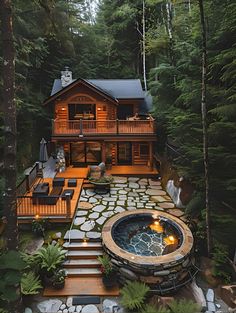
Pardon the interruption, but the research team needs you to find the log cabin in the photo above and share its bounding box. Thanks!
[44,67,157,169]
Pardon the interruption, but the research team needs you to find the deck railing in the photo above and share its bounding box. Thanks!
[17,195,71,218]
[53,119,155,135]
[17,162,39,196]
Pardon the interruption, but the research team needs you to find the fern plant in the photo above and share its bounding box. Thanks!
[21,271,42,295]
[97,254,113,276]
[120,281,150,311]
[142,304,170,313]
[168,299,201,313]
[35,243,66,273]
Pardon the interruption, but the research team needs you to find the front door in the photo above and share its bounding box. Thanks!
[70,142,101,166]
[117,142,132,165]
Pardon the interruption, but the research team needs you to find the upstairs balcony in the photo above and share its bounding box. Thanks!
[52,119,155,136]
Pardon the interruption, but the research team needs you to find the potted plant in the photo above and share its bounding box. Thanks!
[21,271,42,306]
[52,269,66,289]
[97,254,116,287]
[35,243,66,286]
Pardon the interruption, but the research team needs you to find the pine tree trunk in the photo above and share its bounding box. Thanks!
[0,0,22,311]
[142,0,147,91]
[198,0,211,256]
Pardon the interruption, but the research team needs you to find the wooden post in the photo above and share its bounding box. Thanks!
[116,119,119,134]
[80,119,83,135]
[66,194,71,218]
[101,141,106,163]
[149,142,153,170]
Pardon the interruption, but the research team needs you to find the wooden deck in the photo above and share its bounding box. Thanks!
[17,178,83,223]
[44,277,119,296]
[107,165,158,177]
[56,167,89,179]
[56,165,158,178]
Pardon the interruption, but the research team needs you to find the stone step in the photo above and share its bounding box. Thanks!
[63,259,101,268]
[63,241,102,250]
[65,268,102,277]
[67,250,103,259]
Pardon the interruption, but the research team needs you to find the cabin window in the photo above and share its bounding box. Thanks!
[69,103,96,120]
[139,144,149,156]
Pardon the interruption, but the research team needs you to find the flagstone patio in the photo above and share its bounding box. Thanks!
[64,176,184,241]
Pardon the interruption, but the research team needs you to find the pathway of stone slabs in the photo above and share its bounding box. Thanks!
[64,176,184,241]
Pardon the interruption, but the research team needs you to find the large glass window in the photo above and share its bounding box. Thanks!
[70,142,101,165]
[69,104,96,120]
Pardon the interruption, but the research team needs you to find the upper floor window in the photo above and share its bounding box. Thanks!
[69,103,96,120]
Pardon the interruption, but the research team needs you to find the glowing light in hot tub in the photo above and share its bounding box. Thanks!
[149,219,164,233]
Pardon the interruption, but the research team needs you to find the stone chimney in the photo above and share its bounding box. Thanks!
[61,66,72,87]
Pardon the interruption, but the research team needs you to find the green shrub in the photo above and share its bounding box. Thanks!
[120,281,150,311]
[212,242,231,283]
[168,299,201,313]
[21,252,40,272]
[141,304,170,313]
[21,271,42,295]
[35,243,66,273]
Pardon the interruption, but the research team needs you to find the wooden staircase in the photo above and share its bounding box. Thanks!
[63,239,103,278]
[44,237,120,296]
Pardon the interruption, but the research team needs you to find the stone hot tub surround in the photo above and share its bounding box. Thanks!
[102,209,195,294]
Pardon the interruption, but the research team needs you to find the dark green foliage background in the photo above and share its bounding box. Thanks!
[0,0,235,267]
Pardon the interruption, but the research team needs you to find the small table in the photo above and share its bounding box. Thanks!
[68,179,77,187]
[61,189,74,200]
[53,178,65,187]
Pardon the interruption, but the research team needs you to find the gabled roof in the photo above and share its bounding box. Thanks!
[45,78,152,112]
[44,78,118,105]
[50,79,145,99]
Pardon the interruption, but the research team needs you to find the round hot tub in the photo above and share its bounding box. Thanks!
[102,210,194,294]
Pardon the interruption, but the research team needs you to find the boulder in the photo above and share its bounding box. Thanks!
[190,281,207,310]
[81,304,99,313]
[37,299,63,313]
[103,299,120,313]
[24,308,32,313]
[119,267,138,280]
[206,288,215,302]
[75,305,82,312]
[66,297,73,307]
[154,270,170,276]
[207,301,216,312]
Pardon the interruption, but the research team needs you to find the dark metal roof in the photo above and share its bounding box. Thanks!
[51,79,144,99]
[49,78,152,111]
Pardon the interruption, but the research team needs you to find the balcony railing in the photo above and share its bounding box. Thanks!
[53,119,155,136]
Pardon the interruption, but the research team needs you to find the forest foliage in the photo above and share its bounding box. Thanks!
[0,0,235,259]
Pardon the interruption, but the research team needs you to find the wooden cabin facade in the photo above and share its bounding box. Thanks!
[44,69,157,169]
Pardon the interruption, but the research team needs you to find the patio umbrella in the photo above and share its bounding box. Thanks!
[39,138,48,167]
